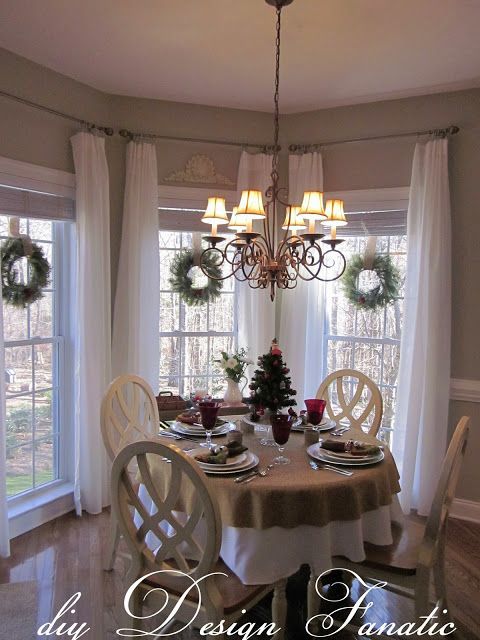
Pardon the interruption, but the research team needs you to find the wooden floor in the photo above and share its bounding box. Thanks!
[0,510,479,639]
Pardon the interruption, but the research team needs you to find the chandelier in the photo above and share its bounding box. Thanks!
[199,0,347,301]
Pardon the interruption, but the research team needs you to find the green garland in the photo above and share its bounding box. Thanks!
[1,237,51,308]
[342,253,400,311]
[169,249,223,306]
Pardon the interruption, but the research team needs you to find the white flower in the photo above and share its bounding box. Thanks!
[237,356,253,365]
[225,357,237,369]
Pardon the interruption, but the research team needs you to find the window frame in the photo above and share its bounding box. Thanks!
[319,187,409,441]
[157,185,240,398]
[0,155,76,508]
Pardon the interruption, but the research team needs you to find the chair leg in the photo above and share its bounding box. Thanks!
[272,579,288,640]
[104,517,121,571]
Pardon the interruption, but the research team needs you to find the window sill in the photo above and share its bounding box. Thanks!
[8,481,74,539]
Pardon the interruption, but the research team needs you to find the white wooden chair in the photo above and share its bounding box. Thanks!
[314,416,470,637]
[111,440,287,638]
[316,368,383,437]
[101,374,160,570]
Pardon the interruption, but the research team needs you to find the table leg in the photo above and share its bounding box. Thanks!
[272,579,287,640]
[307,566,318,624]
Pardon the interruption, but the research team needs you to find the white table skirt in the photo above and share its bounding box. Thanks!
[135,486,403,585]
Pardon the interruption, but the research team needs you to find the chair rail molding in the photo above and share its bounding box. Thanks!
[450,378,480,403]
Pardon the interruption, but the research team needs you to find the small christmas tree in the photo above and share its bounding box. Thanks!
[249,339,297,419]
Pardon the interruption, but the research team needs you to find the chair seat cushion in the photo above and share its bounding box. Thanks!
[144,558,270,615]
[361,519,425,575]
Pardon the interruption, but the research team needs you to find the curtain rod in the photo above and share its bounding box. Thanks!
[288,125,460,152]
[118,128,277,152]
[0,89,114,136]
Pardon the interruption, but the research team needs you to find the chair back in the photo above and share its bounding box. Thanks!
[415,416,470,616]
[111,439,222,591]
[101,374,160,461]
[316,368,383,436]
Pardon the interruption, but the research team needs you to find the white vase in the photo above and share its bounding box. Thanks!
[223,379,243,404]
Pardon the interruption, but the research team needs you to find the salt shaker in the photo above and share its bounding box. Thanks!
[304,427,318,447]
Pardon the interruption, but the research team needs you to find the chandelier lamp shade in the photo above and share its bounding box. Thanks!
[199,0,347,300]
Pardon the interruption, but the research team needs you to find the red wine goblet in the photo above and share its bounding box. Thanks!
[270,414,293,465]
[198,400,221,449]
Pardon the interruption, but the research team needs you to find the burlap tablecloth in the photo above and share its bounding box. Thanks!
[147,423,401,530]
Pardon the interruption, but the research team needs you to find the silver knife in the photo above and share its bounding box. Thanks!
[234,469,259,483]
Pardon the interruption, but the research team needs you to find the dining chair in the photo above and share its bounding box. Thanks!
[101,374,160,570]
[111,439,287,638]
[314,416,470,637]
[316,368,383,437]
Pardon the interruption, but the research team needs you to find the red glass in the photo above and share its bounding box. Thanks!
[198,401,220,429]
[198,400,221,448]
[270,414,293,464]
[304,398,326,426]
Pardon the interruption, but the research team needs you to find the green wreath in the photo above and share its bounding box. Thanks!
[342,253,400,310]
[169,249,223,306]
[1,237,51,308]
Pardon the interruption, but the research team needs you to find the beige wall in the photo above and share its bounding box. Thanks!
[0,48,478,503]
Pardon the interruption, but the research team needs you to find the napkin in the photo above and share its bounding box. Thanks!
[176,411,201,425]
[320,439,381,456]
[194,442,248,465]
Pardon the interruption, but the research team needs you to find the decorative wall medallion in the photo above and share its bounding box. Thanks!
[164,154,234,186]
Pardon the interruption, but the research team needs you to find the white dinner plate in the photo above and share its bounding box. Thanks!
[193,451,259,475]
[307,443,384,466]
[187,447,247,469]
[170,421,230,437]
[291,418,335,432]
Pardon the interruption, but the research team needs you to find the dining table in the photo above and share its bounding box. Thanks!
[137,417,403,588]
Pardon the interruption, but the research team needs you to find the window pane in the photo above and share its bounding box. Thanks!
[159,377,179,395]
[327,339,353,372]
[3,304,28,341]
[159,231,181,249]
[29,219,53,242]
[35,391,54,439]
[160,249,177,290]
[159,336,180,380]
[353,342,382,384]
[34,343,53,390]
[184,336,208,378]
[34,436,57,489]
[6,397,33,448]
[184,302,207,332]
[29,292,53,338]
[6,444,33,497]
[159,292,179,332]
[5,345,32,395]
[209,294,234,332]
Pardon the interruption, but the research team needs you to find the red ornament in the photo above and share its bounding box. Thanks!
[271,347,282,356]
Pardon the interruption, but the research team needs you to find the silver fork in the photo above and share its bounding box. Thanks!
[309,460,353,476]
[330,427,350,437]
[235,464,274,484]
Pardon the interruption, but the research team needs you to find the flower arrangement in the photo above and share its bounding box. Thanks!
[217,348,252,383]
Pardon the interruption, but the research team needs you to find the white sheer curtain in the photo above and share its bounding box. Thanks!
[392,138,451,515]
[71,132,111,515]
[112,141,159,389]
[237,151,275,369]
[279,152,326,401]
[0,281,10,557]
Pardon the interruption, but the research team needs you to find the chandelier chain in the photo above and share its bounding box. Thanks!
[272,6,282,178]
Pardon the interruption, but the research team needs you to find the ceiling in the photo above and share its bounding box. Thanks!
[1,0,479,113]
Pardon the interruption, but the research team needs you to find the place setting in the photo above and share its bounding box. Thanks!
[307,438,385,468]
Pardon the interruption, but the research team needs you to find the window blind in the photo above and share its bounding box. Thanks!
[342,210,407,237]
[0,184,75,221]
[159,207,407,236]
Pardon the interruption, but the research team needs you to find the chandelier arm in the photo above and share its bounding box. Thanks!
[317,248,347,281]
[199,246,243,281]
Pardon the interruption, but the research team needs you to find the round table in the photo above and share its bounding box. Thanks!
[142,422,403,585]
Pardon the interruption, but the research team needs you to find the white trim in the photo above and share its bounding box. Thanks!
[0,155,75,199]
[450,498,480,524]
[158,184,237,210]
[8,482,74,539]
[324,186,410,212]
[450,378,480,403]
